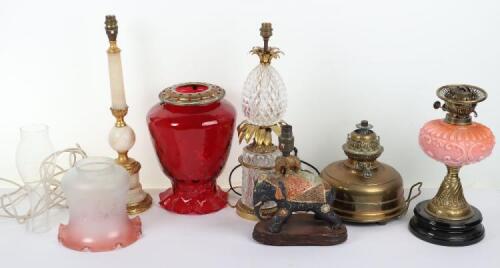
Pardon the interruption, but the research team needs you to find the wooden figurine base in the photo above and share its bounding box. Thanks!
[409,201,485,247]
[253,214,347,246]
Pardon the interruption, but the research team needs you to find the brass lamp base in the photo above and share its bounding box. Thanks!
[236,200,276,221]
[334,204,406,224]
[321,160,422,224]
[127,193,153,215]
[409,166,484,246]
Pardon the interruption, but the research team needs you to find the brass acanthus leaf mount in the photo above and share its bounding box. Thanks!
[250,47,284,65]
[237,120,286,146]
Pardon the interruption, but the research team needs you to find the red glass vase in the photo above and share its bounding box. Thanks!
[147,82,236,214]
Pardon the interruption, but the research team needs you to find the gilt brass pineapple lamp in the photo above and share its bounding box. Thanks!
[235,22,287,220]
[409,84,495,246]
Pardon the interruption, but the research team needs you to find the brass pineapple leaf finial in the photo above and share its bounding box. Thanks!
[250,22,283,64]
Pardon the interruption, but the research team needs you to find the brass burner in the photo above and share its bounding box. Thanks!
[434,84,487,125]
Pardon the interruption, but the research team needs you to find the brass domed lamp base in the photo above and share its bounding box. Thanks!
[321,121,422,224]
[409,85,495,246]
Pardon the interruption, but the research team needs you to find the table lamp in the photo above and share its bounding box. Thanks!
[409,84,495,246]
[235,22,287,220]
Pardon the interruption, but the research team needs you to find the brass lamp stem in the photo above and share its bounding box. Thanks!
[426,166,473,220]
[260,22,272,52]
[111,107,127,127]
[117,151,129,164]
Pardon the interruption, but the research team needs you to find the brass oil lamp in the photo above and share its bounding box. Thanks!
[321,120,422,223]
[409,85,495,246]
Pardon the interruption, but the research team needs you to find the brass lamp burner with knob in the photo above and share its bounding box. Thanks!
[321,120,422,224]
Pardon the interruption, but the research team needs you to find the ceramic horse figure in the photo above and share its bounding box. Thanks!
[253,153,343,233]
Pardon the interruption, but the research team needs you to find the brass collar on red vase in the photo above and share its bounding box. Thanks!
[159,82,225,106]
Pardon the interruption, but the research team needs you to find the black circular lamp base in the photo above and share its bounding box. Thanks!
[409,200,485,246]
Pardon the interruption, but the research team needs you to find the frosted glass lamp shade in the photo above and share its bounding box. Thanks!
[58,157,141,252]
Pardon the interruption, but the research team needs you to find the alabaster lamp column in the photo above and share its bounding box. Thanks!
[105,15,152,215]
[409,84,495,246]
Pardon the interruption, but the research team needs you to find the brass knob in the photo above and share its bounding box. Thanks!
[355,120,373,135]
[433,101,441,109]
[356,162,373,178]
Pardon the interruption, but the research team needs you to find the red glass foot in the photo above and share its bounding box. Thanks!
[159,184,227,214]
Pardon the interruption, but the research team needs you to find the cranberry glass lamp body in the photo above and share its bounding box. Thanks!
[148,83,235,214]
[409,85,495,246]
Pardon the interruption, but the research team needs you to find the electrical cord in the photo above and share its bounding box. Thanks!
[0,145,87,224]
[293,147,320,175]
[227,164,242,196]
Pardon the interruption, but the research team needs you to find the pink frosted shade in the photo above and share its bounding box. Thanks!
[58,157,142,252]
[58,217,141,252]
[419,119,495,167]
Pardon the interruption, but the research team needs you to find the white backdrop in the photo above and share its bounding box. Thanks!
[0,0,498,190]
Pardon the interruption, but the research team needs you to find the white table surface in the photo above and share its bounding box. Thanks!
[0,188,498,268]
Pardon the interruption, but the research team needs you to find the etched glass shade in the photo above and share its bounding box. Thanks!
[242,64,287,126]
[58,157,141,252]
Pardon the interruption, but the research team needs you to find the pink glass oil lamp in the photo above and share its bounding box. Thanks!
[409,84,495,246]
